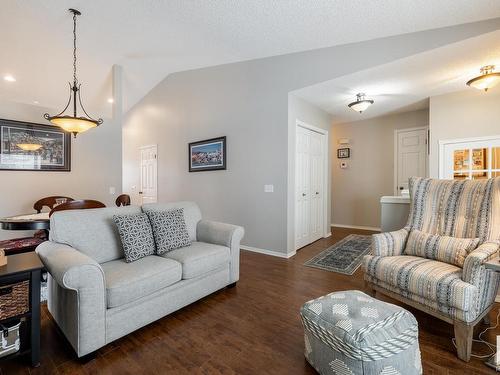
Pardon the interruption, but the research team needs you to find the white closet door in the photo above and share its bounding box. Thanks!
[309,131,324,242]
[295,125,325,250]
[295,126,311,249]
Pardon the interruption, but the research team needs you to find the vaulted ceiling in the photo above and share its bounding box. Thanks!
[1,0,500,118]
[293,29,500,123]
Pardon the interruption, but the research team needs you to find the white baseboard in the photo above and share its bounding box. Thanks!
[331,223,381,232]
[240,245,296,259]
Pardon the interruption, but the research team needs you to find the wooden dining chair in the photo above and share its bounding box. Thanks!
[33,196,74,213]
[49,200,106,217]
[115,194,131,207]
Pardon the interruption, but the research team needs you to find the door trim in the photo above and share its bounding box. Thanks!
[393,126,429,195]
[294,120,329,250]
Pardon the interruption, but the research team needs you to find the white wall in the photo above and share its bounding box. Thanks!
[331,109,429,229]
[287,94,332,253]
[0,100,122,240]
[123,19,500,255]
[429,88,500,178]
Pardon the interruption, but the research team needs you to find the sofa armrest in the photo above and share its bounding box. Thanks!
[463,241,500,286]
[372,227,409,257]
[36,241,105,290]
[197,220,244,283]
[36,241,106,357]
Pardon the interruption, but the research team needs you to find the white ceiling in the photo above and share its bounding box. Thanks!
[1,0,500,118]
[293,30,500,123]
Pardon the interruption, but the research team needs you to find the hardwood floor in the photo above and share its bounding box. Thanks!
[1,227,498,374]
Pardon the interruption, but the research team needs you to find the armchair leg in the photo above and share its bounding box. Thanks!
[483,314,491,326]
[454,321,473,362]
[364,281,376,297]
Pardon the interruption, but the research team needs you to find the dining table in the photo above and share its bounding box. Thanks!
[0,212,50,232]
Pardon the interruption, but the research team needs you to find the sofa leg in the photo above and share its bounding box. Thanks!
[454,321,473,362]
[227,282,237,289]
[78,351,97,363]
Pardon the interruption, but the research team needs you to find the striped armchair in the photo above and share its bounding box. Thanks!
[363,177,500,362]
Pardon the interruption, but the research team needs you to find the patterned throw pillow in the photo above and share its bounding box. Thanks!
[146,209,191,254]
[404,229,480,267]
[113,213,156,263]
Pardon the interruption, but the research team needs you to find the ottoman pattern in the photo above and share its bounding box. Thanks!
[300,290,422,374]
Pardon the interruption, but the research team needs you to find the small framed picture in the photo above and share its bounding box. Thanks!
[337,147,350,159]
[189,136,226,172]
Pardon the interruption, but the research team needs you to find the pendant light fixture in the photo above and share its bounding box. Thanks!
[348,93,374,113]
[44,8,102,137]
[466,65,500,92]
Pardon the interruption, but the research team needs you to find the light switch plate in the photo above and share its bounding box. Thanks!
[264,184,274,193]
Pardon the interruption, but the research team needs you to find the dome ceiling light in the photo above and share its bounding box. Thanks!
[44,9,102,138]
[348,93,374,113]
[466,65,500,92]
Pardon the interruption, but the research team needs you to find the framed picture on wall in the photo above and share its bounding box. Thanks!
[0,118,71,171]
[337,147,350,159]
[189,136,226,172]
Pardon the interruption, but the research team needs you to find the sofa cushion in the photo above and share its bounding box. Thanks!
[146,209,191,254]
[363,255,477,311]
[142,202,201,242]
[162,241,230,279]
[50,205,142,263]
[101,255,182,308]
[113,213,156,262]
[404,229,480,267]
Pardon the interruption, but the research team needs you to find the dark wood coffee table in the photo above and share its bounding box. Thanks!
[0,252,44,367]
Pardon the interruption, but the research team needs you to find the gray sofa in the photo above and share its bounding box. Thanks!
[36,201,244,357]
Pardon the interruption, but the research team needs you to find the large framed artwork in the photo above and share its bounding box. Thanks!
[0,119,71,171]
[189,136,226,172]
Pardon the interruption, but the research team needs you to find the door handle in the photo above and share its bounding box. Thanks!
[315,192,319,195]
[302,193,306,197]
[399,187,404,190]
[139,191,143,195]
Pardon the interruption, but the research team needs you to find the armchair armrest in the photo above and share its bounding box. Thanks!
[36,241,106,357]
[196,220,244,283]
[463,241,500,287]
[372,227,409,257]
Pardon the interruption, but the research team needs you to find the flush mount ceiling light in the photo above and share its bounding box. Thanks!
[466,65,500,92]
[348,93,374,113]
[44,9,102,138]
[4,75,16,82]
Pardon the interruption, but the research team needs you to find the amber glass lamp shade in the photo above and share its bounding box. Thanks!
[48,116,98,137]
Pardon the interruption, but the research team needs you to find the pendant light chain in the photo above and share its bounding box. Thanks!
[73,11,78,85]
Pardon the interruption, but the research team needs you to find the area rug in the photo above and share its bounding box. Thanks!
[304,234,372,275]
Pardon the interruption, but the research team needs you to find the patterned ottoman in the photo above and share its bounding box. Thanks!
[300,290,422,375]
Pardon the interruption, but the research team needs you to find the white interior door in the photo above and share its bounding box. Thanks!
[296,126,311,249]
[395,128,428,195]
[309,131,324,242]
[140,145,158,204]
[295,124,326,250]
